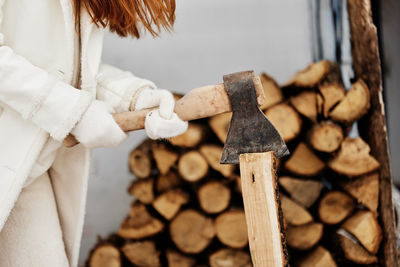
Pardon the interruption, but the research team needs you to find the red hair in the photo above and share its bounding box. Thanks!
[73,0,176,38]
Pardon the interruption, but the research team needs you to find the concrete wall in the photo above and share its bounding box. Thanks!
[78,0,312,264]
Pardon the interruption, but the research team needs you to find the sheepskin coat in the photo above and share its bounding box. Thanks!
[0,0,155,265]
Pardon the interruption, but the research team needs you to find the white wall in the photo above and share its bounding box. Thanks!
[79,0,312,265]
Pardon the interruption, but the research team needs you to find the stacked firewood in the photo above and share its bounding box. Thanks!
[87,60,382,267]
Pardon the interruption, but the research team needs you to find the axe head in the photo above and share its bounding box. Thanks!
[220,71,289,164]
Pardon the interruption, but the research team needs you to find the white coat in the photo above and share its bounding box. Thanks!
[0,0,155,265]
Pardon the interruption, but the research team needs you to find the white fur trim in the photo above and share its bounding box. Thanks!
[145,110,188,140]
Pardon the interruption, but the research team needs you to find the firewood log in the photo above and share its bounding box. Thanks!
[209,113,232,144]
[297,246,337,267]
[284,142,325,176]
[166,249,196,267]
[309,122,344,153]
[156,171,182,193]
[318,83,345,118]
[329,79,370,124]
[153,189,189,220]
[168,123,206,148]
[329,137,380,177]
[118,202,164,239]
[342,172,379,211]
[341,210,382,254]
[215,210,248,248]
[281,195,313,226]
[170,209,215,254]
[318,191,355,224]
[198,181,231,214]
[209,248,252,267]
[178,151,209,182]
[290,91,317,122]
[128,178,154,204]
[265,103,302,142]
[285,60,330,87]
[260,73,283,110]
[129,141,153,179]
[152,143,178,175]
[337,233,378,264]
[278,176,323,208]
[316,93,323,116]
[89,244,121,267]
[199,144,234,178]
[286,223,323,250]
[122,241,161,267]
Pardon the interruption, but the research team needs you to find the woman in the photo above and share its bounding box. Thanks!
[0,0,186,266]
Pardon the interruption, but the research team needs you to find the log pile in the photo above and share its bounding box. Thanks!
[87,60,383,267]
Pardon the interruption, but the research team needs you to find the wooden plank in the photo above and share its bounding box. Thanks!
[239,152,288,267]
[347,1,397,266]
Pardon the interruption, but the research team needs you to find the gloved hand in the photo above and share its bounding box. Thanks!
[134,88,188,139]
[71,100,127,148]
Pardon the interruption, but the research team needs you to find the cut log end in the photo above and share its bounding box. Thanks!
[170,209,215,254]
[343,172,379,211]
[284,142,325,176]
[89,244,121,267]
[153,189,189,220]
[309,122,344,153]
[129,144,152,179]
[297,246,337,267]
[209,113,232,144]
[128,178,154,204]
[215,210,248,248]
[290,91,317,122]
[199,144,234,178]
[209,249,252,267]
[281,195,313,226]
[265,103,302,142]
[178,151,209,182]
[279,176,323,208]
[318,191,355,225]
[198,181,231,214]
[286,222,324,250]
[156,172,182,193]
[166,250,196,267]
[318,83,345,118]
[168,123,206,148]
[152,143,178,175]
[260,73,283,110]
[285,60,330,87]
[338,233,378,265]
[122,241,161,267]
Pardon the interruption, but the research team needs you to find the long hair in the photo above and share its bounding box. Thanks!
[73,0,176,38]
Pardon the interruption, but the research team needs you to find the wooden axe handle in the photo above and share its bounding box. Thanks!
[63,76,264,147]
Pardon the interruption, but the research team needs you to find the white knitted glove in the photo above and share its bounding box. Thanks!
[71,100,127,148]
[134,88,188,139]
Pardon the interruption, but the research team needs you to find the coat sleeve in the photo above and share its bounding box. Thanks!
[0,4,92,142]
[96,64,156,113]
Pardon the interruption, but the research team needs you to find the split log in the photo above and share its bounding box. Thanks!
[118,202,164,239]
[285,60,330,87]
[178,151,209,182]
[168,123,206,148]
[297,246,337,267]
[128,178,154,204]
[329,79,370,124]
[309,122,344,153]
[199,144,234,178]
[290,91,317,122]
[198,181,231,214]
[337,233,378,264]
[318,83,345,117]
[260,73,283,110]
[316,93,324,116]
[286,223,323,250]
[342,172,379,211]
[329,137,380,177]
[166,250,196,267]
[318,191,355,224]
[122,241,161,267]
[153,189,189,220]
[170,209,215,254]
[278,176,323,208]
[284,142,325,176]
[281,195,313,226]
[209,249,252,267]
[156,172,182,193]
[89,244,121,267]
[209,113,232,143]
[341,210,382,254]
[215,210,248,248]
[152,143,178,175]
[129,141,152,179]
[265,103,302,142]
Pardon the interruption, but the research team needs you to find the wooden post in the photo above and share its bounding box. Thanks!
[239,152,287,267]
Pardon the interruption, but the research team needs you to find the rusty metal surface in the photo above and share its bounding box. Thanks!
[220,71,289,164]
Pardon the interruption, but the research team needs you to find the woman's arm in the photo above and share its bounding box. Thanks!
[0,6,92,142]
[96,64,156,113]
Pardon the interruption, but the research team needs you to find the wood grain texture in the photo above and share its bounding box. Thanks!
[347,1,397,265]
[239,152,287,267]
